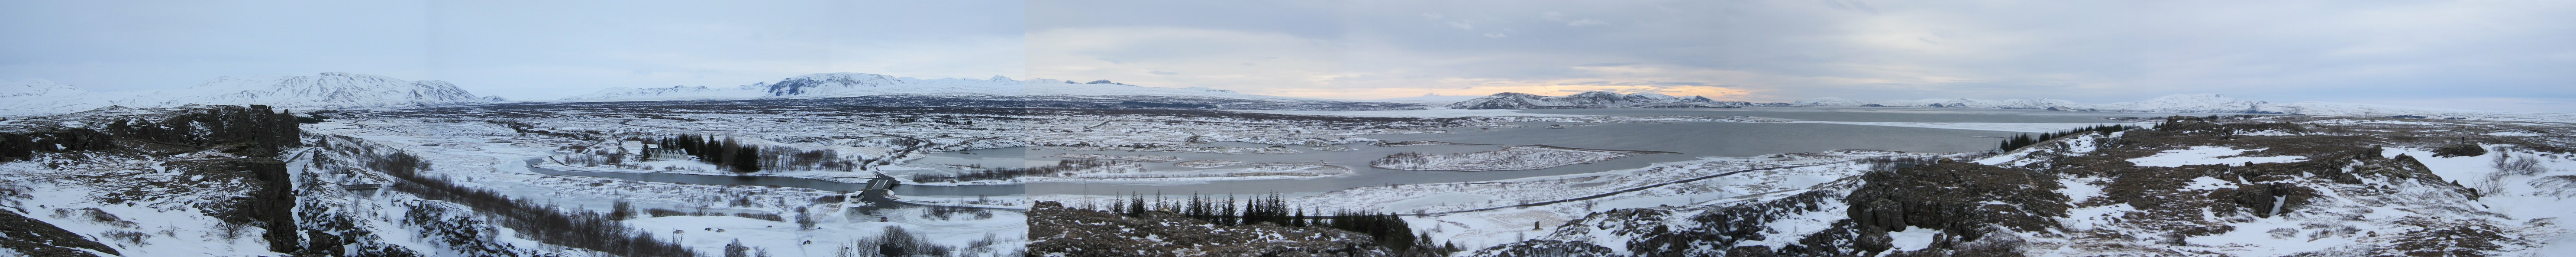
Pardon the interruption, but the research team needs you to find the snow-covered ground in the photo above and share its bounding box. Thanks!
[1368,145,1650,171]
[1031,149,1936,250]
[2126,146,2309,167]
[0,163,282,256]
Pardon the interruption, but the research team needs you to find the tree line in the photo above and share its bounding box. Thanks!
[1997,124,2137,152]
[648,133,765,173]
[1098,192,1456,254]
[639,133,890,173]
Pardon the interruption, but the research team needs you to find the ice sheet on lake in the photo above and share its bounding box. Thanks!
[1232,109,1594,118]
[1792,121,2143,133]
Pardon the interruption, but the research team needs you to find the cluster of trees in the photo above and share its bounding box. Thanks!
[483,120,599,140]
[844,226,954,257]
[1105,193,1449,254]
[649,133,765,173]
[1996,124,2137,152]
[1324,211,1433,253]
[322,137,695,257]
[921,204,994,220]
[644,133,894,173]
[765,146,871,172]
[293,110,343,124]
[1371,152,1438,169]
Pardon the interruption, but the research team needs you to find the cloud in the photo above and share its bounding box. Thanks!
[1027,26,1348,96]
[1566,18,1608,26]
[0,0,1029,100]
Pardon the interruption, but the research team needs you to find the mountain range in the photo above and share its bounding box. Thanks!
[0,72,504,116]
[563,73,1288,102]
[1442,91,2572,121]
[1445,91,1785,109]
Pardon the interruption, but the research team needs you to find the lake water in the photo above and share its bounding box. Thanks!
[1521,107,2166,123]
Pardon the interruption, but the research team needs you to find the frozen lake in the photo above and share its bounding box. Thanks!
[1519,107,2166,123]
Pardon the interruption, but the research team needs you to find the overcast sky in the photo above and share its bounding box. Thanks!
[6,0,2573,112]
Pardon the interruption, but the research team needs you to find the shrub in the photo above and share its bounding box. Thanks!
[2432,143,2488,157]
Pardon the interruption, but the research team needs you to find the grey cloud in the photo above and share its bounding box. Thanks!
[3,0,1029,100]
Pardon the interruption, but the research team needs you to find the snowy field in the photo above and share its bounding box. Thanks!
[2127,146,2310,167]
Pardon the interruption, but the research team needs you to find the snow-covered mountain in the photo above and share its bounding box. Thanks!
[1,79,87,98]
[1369,93,1492,105]
[1796,97,2091,110]
[566,73,1311,101]
[1446,91,1780,109]
[0,72,506,117]
[558,72,1424,111]
[186,72,506,107]
[1799,94,2269,113]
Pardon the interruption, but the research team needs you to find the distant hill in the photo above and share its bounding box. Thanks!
[1446,91,1785,109]
[1798,94,2575,121]
[1446,91,2572,121]
[1,72,505,117]
[558,72,1424,111]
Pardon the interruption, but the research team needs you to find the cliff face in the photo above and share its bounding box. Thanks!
[0,105,308,254]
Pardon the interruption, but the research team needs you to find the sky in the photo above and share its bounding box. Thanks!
[5,0,2574,112]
